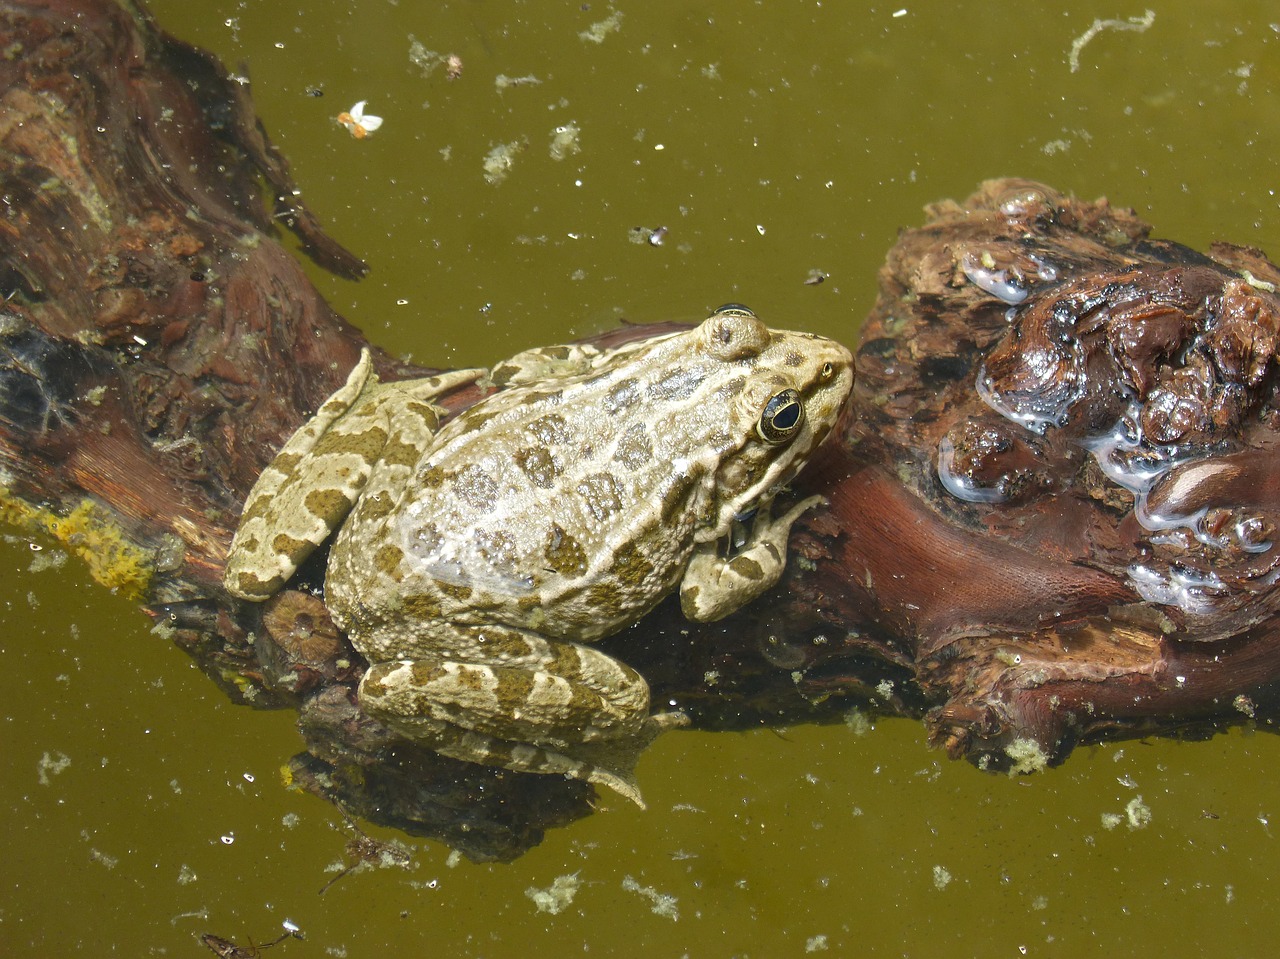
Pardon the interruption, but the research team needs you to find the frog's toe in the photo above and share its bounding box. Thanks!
[589,770,646,808]
[490,733,650,808]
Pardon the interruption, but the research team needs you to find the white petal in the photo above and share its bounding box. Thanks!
[349,100,369,120]
[359,114,383,132]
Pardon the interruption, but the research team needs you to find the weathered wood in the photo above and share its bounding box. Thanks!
[4,1,1279,859]
[780,180,1280,771]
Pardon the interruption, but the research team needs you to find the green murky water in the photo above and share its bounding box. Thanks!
[6,1,1280,954]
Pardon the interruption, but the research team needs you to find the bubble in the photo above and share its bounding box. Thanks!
[1030,254,1058,282]
[996,185,1050,218]
[961,251,1028,305]
[935,436,1008,504]
[1126,562,1226,615]
[1079,404,1167,494]
[1234,515,1274,553]
[1080,402,1265,555]
[976,360,1079,435]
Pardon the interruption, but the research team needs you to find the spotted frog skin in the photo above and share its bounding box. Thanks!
[224,306,853,805]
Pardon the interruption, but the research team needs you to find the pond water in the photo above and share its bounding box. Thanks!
[5,1,1280,955]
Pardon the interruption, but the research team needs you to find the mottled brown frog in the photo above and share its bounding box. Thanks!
[225,305,853,804]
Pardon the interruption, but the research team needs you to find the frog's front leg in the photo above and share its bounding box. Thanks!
[357,625,687,807]
[679,495,825,622]
[224,348,480,601]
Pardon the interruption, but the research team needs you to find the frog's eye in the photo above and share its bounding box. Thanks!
[702,307,770,360]
[758,388,805,443]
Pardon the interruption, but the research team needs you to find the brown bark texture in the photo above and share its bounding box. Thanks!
[3,1,1279,859]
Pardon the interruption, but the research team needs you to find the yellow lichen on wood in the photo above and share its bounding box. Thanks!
[0,489,153,598]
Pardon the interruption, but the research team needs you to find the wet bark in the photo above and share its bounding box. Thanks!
[4,1,1279,860]
[764,180,1280,772]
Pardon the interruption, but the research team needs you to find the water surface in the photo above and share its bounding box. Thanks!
[5,2,1280,954]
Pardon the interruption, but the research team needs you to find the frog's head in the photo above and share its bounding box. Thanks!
[692,304,854,539]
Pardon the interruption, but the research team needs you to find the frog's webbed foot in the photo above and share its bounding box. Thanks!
[679,494,825,622]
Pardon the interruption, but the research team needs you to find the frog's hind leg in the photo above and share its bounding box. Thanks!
[395,715,682,808]
[224,349,480,600]
[357,628,688,806]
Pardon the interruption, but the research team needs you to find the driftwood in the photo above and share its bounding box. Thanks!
[4,1,1279,860]
[801,181,1280,770]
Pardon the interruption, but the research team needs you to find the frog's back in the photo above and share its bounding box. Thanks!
[325,308,854,645]
[334,344,723,639]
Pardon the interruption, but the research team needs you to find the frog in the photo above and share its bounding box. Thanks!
[224,305,854,806]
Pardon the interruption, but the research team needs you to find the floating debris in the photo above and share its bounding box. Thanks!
[804,268,827,285]
[621,874,679,920]
[409,37,462,80]
[579,8,623,44]
[408,38,439,73]
[843,707,872,736]
[628,225,667,246]
[496,74,541,91]
[27,544,66,573]
[1125,795,1152,830]
[1101,795,1153,831]
[525,872,581,915]
[1004,737,1049,774]
[482,137,529,184]
[200,927,302,958]
[319,810,413,894]
[932,865,953,891]
[335,101,382,139]
[1067,10,1155,73]
[36,749,71,785]
[549,121,581,160]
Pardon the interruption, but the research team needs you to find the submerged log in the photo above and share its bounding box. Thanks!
[3,1,1279,858]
